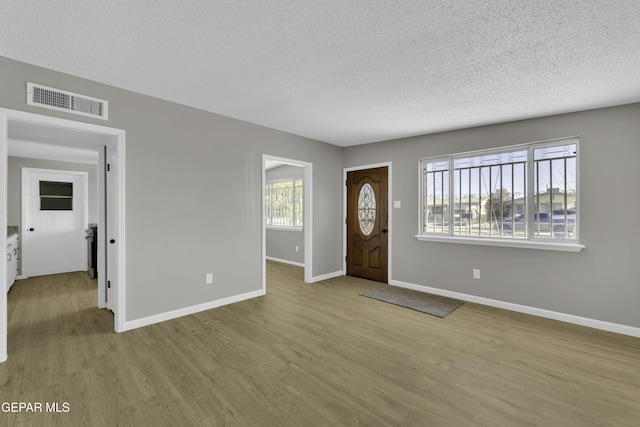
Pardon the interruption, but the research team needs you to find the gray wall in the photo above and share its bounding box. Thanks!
[7,157,98,226]
[0,56,344,322]
[266,229,304,264]
[265,164,304,264]
[3,55,639,331]
[344,103,640,328]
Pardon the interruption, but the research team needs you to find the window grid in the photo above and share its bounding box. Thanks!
[532,144,577,239]
[420,138,578,242]
[265,179,303,228]
[423,159,449,234]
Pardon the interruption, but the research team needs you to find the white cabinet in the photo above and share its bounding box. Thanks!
[6,235,18,292]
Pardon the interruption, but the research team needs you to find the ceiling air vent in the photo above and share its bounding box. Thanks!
[27,82,108,120]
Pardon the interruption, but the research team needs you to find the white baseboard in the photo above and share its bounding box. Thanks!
[264,258,342,283]
[123,289,265,331]
[266,256,305,268]
[309,270,343,283]
[390,279,640,338]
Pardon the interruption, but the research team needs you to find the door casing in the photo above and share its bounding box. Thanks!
[0,108,126,363]
[343,162,393,281]
[262,154,313,287]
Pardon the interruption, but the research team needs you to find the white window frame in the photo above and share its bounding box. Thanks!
[416,137,584,252]
[265,178,303,230]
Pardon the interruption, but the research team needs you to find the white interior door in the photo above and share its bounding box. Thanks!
[22,168,88,277]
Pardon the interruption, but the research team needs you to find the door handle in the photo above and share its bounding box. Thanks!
[110,239,116,244]
[29,227,35,232]
[381,229,388,234]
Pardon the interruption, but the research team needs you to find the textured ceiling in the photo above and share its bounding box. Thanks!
[1,1,640,146]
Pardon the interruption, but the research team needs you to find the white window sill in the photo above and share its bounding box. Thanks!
[266,226,303,232]
[414,234,585,252]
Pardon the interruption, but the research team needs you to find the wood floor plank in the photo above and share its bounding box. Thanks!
[1,261,640,426]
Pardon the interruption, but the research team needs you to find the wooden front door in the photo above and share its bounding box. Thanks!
[346,167,388,283]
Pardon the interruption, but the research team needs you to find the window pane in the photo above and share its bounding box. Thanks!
[358,183,376,236]
[40,181,73,197]
[422,159,449,234]
[533,143,577,240]
[294,179,303,227]
[40,181,73,211]
[265,179,303,228]
[453,150,526,238]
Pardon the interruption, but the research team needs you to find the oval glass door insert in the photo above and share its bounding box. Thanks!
[358,183,376,235]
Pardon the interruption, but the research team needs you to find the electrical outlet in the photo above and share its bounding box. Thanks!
[206,273,214,285]
[295,245,299,252]
[473,269,481,280]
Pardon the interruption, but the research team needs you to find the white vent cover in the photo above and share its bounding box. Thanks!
[27,83,108,120]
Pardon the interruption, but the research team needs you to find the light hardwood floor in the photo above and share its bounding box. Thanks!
[2,261,640,426]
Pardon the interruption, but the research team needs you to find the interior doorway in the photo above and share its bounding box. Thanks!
[262,155,312,290]
[0,108,126,363]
